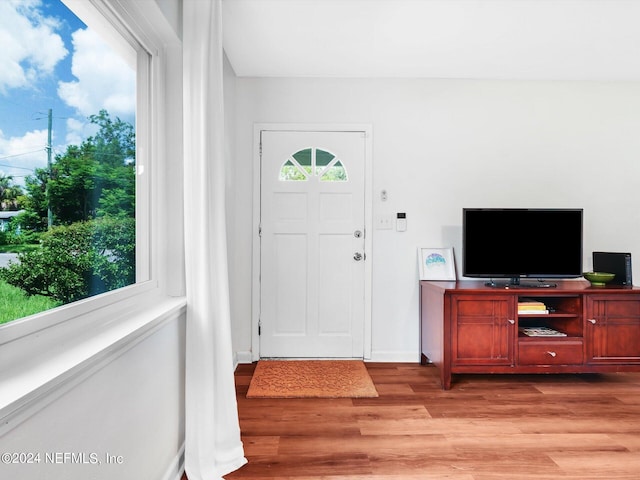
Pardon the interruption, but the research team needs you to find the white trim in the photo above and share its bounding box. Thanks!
[235,350,254,365]
[0,296,186,433]
[0,281,156,345]
[251,127,261,361]
[368,351,421,363]
[162,442,186,480]
[252,123,373,360]
[363,126,373,360]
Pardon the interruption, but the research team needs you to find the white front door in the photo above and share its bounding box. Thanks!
[260,130,366,358]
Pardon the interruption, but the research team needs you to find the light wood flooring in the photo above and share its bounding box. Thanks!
[185,362,640,479]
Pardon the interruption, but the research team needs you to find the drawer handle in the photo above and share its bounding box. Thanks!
[587,318,597,324]
[546,351,557,358]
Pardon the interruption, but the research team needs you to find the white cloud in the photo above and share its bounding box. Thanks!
[57,28,135,118]
[65,117,98,146]
[0,0,68,93]
[0,127,49,185]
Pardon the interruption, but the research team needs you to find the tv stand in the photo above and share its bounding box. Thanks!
[485,278,557,288]
[420,280,640,389]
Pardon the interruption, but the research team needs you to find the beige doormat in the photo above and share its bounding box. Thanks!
[246,360,379,398]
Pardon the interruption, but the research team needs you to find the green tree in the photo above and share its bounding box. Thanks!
[15,170,48,232]
[86,110,135,219]
[0,174,23,211]
[1,217,135,303]
[19,110,135,230]
[88,110,135,166]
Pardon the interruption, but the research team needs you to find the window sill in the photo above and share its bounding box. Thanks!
[0,291,186,431]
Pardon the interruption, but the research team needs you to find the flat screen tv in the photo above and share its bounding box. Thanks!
[463,208,583,287]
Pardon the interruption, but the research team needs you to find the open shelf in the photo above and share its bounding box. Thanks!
[517,294,583,338]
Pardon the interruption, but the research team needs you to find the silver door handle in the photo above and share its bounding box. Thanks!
[353,252,363,261]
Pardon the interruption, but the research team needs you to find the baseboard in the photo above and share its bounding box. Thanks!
[162,442,185,480]
[368,350,421,363]
[235,350,253,365]
[233,350,418,363]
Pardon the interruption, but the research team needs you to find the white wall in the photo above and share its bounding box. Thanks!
[229,77,640,361]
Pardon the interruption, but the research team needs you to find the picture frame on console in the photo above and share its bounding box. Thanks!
[419,247,456,281]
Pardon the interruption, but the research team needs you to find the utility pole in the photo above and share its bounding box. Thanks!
[47,108,52,229]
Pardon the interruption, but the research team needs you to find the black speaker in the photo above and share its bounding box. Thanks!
[592,251,633,286]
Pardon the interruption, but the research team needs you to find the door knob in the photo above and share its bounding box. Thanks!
[353,252,363,261]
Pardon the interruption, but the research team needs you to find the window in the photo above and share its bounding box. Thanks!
[0,0,181,417]
[279,147,348,182]
[0,0,151,328]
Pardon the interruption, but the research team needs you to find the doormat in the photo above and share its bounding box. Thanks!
[246,360,379,398]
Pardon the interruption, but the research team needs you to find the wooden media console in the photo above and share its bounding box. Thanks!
[420,280,640,389]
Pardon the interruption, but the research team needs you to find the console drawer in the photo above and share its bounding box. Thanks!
[518,340,583,365]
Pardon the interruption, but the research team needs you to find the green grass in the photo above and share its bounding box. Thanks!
[0,280,61,325]
[0,244,40,254]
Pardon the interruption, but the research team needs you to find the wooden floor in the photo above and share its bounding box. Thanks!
[186,362,640,479]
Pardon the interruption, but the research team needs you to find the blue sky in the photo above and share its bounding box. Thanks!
[0,0,135,186]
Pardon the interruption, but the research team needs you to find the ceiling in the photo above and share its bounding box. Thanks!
[222,0,640,81]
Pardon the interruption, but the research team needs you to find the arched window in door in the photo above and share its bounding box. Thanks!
[279,147,347,182]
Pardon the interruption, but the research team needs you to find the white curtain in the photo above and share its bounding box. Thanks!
[182,0,247,478]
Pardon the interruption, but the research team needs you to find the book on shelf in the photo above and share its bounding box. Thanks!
[518,298,548,314]
[519,326,567,337]
[518,298,546,308]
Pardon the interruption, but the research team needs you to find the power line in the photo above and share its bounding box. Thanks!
[0,162,38,171]
[0,149,45,162]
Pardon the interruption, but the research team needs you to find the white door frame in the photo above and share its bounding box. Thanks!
[251,124,373,361]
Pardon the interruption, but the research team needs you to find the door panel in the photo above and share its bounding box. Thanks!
[586,296,640,364]
[452,296,515,366]
[260,130,365,358]
[274,233,307,334]
[318,234,352,335]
